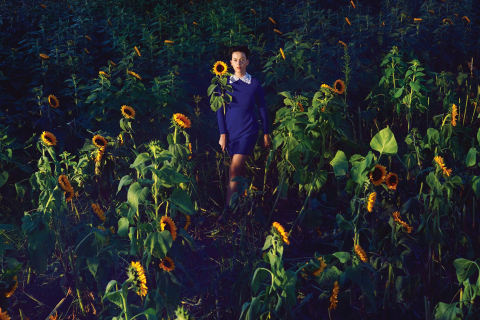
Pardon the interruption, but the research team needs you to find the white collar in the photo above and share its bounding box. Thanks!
[229,72,251,84]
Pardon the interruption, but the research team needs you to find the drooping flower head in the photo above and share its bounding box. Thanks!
[184,215,191,230]
[369,164,387,186]
[269,17,276,24]
[312,257,327,276]
[159,257,175,272]
[85,35,92,41]
[443,18,453,25]
[212,61,228,76]
[434,156,452,177]
[250,8,257,15]
[41,131,57,146]
[99,71,110,78]
[338,40,347,49]
[279,48,286,60]
[350,1,355,9]
[92,135,108,148]
[92,203,106,221]
[134,46,141,56]
[355,244,368,262]
[367,192,376,213]
[48,95,59,108]
[273,29,283,35]
[385,173,398,190]
[127,70,142,80]
[129,261,148,298]
[272,222,290,245]
[4,276,18,298]
[333,80,346,94]
[328,281,340,310]
[160,216,177,241]
[345,17,351,25]
[58,174,72,191]
[451,104,458,126]
[39,53,50,60]
[173,113,191,129]
[64,186,74,202]
[121,105,135,119]
[462,16,470,25]
[118,133,124,146]
[165,40,174,44]
[393,211,413,233]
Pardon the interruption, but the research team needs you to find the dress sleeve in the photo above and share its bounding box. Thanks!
[254,80,270,134]
[215,86,227,135]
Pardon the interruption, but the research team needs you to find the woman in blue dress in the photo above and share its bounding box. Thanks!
[216,45,272,218]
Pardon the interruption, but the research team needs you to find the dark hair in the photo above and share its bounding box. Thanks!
[229,45,250,60]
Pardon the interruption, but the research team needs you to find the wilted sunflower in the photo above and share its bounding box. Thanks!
[338,40,347,49]
[130,261,148,298]
[451,104,458,126]
[92,135,108,148]
[250,8,257,15]
[367,192,376,213]
[160,215,177,241]
[273,29,283,35]
[99,71,110,78]
[393,211,413,233]
[187,143,192,160]
[434,156,452,177]
[165,40,174,44]
[173,113,191,129]
[279,48,285,60]
[369,164,387,186]
[121,105,135,119]
[328,281,340,310]
[39,53,50,60]
[134,46,141,56]
[41,131,57,146]
[184,215,191,230]
[159,257,175,272]
[269,17,276,24]
[48,95,59,108]
[385,173,398,190]
[95,147,105,163]
[212,61,228,76]
[462,16,470,25]
[4,276,18,298]
[333,80,346,94]
[193,21,199,25]
[58,174,72,191]
[297,102,304,112]
[355,244,368,262]
[92,203,106,221]
[64,186,74,202]
[127,70,142,80]
[312,257,327,276]
[85,35,92,41]
[109,60,116,66]
[443,18,453,25]
[350,1,356,9]
[345,17,351,25]
[272,221,290,245]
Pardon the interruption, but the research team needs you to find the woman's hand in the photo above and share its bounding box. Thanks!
[219,134,227,152]
[264,134,272,149]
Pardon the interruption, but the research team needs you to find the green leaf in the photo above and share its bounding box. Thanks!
[144,231,173,260]
[0,172,8,188]
[466,148,477,167]
[336,214,352,231]
[87,257,100,277]
[409,80,421,93]
[434,302,461,320]
[127,182,150,212]
[330,151,348,177]
[251,268,273,295]
[207,84,217,96]
[169,188,195,214]
[117,175,133,195]
[453,258,479,284]
[118,217,130,238]
[394,87,404,98]
[0,224,14,231]
[15,182,26,199]
[477,128,480,145]
[333,252,351,263]
[178,228,196,251]
[130,153,151,168]
[370,127,398,156]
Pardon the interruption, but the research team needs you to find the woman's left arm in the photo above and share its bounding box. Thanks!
[254,81,272,149]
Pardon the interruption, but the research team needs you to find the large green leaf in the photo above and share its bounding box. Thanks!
[87,257,100,278]
[251,268,273,295]
[169,188,195,214]
[118,217,130,238]
[370,127,398,156]
[465,148,477,167]
[127,182,150,211]
[0,172,8,188]
[130,153,151,168]
[144,231,173,260]
[453,258,479,284]
[330,151,348,177]
[345,265,377,313]
[117,175,133,194]
[434,302,461,320]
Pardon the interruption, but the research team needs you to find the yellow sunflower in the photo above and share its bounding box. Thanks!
[48,95,59,108]
[250,8,257,15]
[39,53,50,60]
[40,4,46,8]
[165,40,174,44]
[173,113,191,129]
[338,40,347,49]
[187,143,192,160]
[159,257,175,272]
[118,133,124,146]
[369,164,387,186]
[350,1,355,9]
[333,80,346,94]
[451,104,458,126]
[109,60,116,66]
[58,174,72,191]
[121,105,136,119]
[99,71,110,78]
[212,61,228,76]
[345,17,351,25]
[272,221,290,245]
[355,244,368,262]
[107,19,113,26]
[41,131,57,146]
[64,186,74,202]
[184,215,191,230]
[367,192,376,213]
[110,226,115,234]
[4,276,18,298]
[273,29,283,35]
[95,146,105,163]
[160,215,177,241]
[193,21,199,25]
[321,83,333,91]
[328,281,340,310]
[312,257,327,276]
[84,48,89,54]
[269,17,276,24]
[443,18,453,25]
[92,135,107,148]
[134,46,141,56]
[385,173,398,190]
[92,203,106,221]
[414,18,422,23]
[393,211,413,233]
[49,312,58,320]
[130,261,148,298]
[85,35,92,41]
[434,156,452,177]
[462,16,470,25]
[127,70,142,80]
[280,48,285,60]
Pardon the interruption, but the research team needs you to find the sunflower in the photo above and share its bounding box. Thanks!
[462,16,470,25]
[165,40,174,44]
[95,146,105,163]
[414,18,422,23]
[328,281,340,310]
[64,186,74,202]
[297,102,304,112]
[369,164,387,186]
[355,244,368,262]
[429,10,434,15]
[159,257,176,272]
[58,174,72,191]
[118,133,124,146]
[312,257,327,276]
[333,80,346,94]
[49,312,58,320]
[121,105,135,119]
[350,1,355,9]
[321,83,333,91]
[134,46,141,56]
[393,211,413,233]
[272,222,290,245]
[173,113,192,129]
[85,35,92,41]
[48,95,59,108]
[130,261,148,297]
[39,53,50,60]
[250,8,257,15]
[187,143,192,160]
[127,70,142,80]
[212,61,228,76]
[273,29,283,35]
[385,173,398,190]
[97,225,106,232]
[184,215,191,230]
[451,104,458,126]
[99,71,110,78]
[269,17,276,24]
[109,60,116,66]
[41,131,57,146]
[434,156,452,177]
[92,203,106,221]
[107,19,113,26]
[4,276,18,298]
[91,135,107,149]
[193,21,199,25]
[345,17,351,25]
[366,192,376,213]
[160,215,177,241]
[84,48,89,54]
[40,4,46,8]
[338,40,347,49]
[443,18,453,25]
[280,48,285,60]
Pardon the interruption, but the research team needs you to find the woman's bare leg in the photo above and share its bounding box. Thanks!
[226,154,249,207]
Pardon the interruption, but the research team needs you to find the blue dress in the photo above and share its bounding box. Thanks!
[216,74,270,157]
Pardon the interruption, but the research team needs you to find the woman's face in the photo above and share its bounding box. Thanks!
[230,51,249,74]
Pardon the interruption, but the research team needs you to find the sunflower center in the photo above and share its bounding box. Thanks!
[163,260,171,268]
[95,139,105,146]
[125,109,132,115]
[336,82,342,91]
[45,136,52,143]
[372,168,383,181]
[388,175,398,184]
[163,223,171,233]
[216,65,224,72]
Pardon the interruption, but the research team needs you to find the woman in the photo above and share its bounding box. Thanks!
[216,45,272,222]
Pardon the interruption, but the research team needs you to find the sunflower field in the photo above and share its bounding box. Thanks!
[1,0,480,319]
